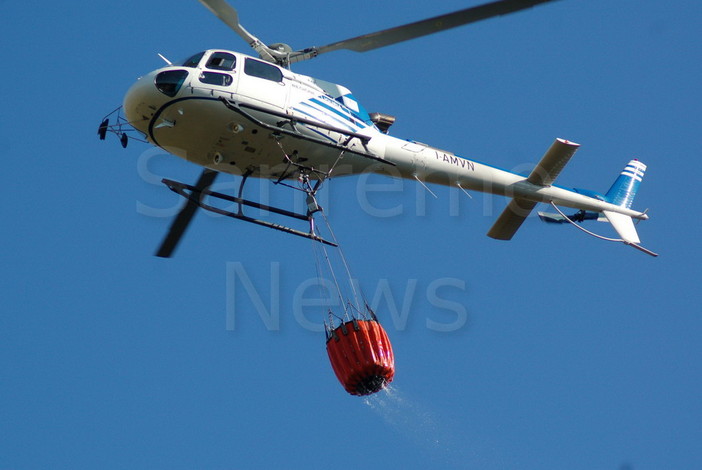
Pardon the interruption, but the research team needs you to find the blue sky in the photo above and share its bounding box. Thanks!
[2,1,701,469]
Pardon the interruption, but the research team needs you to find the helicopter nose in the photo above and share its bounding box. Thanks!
[123,69,190,136]
[123,73,158,135]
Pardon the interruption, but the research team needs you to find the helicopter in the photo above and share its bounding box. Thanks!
[99,0,657,258]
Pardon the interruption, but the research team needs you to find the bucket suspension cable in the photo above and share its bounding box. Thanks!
[274,148,368,327]
[307,192,380,330]
[317,208,366,316]
[310,225,351,322]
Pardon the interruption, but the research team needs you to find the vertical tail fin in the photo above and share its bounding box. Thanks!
[605,159,647,208]
[602,159,657,256]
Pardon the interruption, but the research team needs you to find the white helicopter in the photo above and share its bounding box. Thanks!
[99,0,657,257]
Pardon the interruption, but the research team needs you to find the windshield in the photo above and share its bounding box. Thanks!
[180,51,205,68]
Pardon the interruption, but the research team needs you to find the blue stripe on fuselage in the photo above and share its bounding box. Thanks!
[310,98,366,129]
[296,102,358,133]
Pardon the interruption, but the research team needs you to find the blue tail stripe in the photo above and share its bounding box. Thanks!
[605,160,646,209]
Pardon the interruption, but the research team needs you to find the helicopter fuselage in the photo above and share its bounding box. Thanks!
[123,49,646,218]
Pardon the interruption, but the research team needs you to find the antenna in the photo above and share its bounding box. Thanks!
[157,53,172,65]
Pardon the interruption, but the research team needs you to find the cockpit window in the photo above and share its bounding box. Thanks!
[206,52,236,71]
[199,72,233,87]
[181,51,205,68]
[244,58,283,83]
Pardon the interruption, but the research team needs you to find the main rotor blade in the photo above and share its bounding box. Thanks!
[197,0,279,62]
[198,0,254,43]
[290,0,561,63]
[155,169,218,258]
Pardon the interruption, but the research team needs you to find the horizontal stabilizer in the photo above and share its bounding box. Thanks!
[527,138,580,186]
[487,198,538,240]
[487,138,580,240]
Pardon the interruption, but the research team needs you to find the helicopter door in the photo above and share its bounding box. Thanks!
[197,51,240,93]
[237,58,289,110]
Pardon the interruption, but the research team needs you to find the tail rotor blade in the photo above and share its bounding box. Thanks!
[155,169,218,258]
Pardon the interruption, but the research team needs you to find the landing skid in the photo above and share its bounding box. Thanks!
[161,177,338,248]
